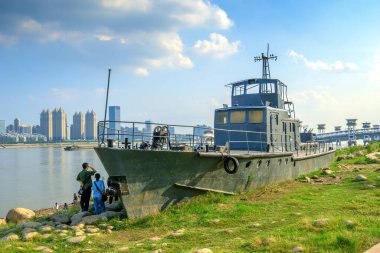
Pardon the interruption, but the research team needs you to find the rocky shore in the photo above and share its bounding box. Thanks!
[0,201,125,245]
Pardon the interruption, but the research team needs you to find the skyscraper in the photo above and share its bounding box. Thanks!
[109,106,120,138]
[85,110,97,140]
[72,112,85,140]
[52,108,67,141]
[40,109,53,140]
[0,120,5,134]
[14,118,20,133]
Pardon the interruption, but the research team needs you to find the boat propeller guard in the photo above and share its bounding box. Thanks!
[224,156,239,174]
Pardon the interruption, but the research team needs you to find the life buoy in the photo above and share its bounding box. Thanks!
[224,156,239,174]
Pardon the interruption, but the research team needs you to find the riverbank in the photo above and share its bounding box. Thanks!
[0,144,379,252]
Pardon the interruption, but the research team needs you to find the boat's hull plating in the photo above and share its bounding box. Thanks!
[94,148,335,218]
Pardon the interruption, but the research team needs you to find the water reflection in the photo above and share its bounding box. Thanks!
[0,147,107,217]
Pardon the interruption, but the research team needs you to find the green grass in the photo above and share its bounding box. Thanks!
[1,145,380,252]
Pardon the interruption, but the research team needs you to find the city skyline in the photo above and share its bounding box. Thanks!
[1,0,380,131]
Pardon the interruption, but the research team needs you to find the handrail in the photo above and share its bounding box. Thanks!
[97,120,335,156]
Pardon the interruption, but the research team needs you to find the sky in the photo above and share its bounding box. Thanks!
[1,0,380,132]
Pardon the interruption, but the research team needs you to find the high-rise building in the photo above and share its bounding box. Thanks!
[85,110,97,140]
[0,120,5,134]
[144,120,152,135]
[109,106,120,138]
[32,125,41,134]
[20,125,32,135]
[72,112,85,140]
[6,124,14,133]
[52,108,67,141]
[14,118,20,133]
[40,109,53,140]
[66,125,70,141]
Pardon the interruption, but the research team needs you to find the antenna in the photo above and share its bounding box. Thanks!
[254,43,277,79]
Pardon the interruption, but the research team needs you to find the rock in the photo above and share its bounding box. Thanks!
[352,168,360,172]
[345,155,354,159]
[34,246,54,253]
[105,229,112,234]
[150,236,161,241]
[151,250,162,253]
[312,218,329,227]
[336,156,344,161]
[118,246,129,251]
[85,227,100,233]
[105,201,123,212]
[292,246,304,252]
[367,184,376,188]
[99,211,120,219]
[40,225,54,232]
[311,175,319,179]
[0,218,6,225]
[76,231,85,236]
[344,220,354,228]
[81,215,106,225]
[322,169,333,175]
[1,232,20,241]
[41,234,52,239]
[354,150,365,156]
[249,222,262,227]
[262,237,276,246]
[23,231,40,240]
[98,223,109,228]
[170,228,185,237]
[70,211,90,226]
[71,224,85,231]
[162,243,168,247]
[304,176,311,183]
[66,236,86,243]
[87,233,101,237]
[21,221,42,228]
[107,225,114,230]
[6,208,36,223]
[51,214,70,224]
[355,174,367,181]
[194,248,213,253]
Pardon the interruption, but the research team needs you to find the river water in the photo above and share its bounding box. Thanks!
[0,147,108,217]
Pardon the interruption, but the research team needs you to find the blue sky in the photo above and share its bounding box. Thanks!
[1,0,380,131]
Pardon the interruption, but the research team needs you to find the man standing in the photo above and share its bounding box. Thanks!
[76,162,97,211]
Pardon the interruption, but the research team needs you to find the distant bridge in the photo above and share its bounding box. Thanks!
[316,128,380,143]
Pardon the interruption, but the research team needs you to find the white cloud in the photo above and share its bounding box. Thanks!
[0,33,17,45]
[168,0,233,29]
[101,0,152,12]
[288,50,359,72]
[145,32,193,69]
[96,35,113,41]
[193,33,240,59]
[134,67,149,76]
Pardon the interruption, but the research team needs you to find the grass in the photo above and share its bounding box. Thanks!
[1,145,380,252]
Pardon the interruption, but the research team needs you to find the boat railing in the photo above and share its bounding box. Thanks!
[97,120,335,156]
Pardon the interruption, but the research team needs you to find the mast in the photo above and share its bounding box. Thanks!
[254,43,277,79]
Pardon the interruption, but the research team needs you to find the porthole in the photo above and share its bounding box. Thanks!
[246,161,252,168]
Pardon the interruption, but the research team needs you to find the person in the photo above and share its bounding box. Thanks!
[107,177,121,204]
[64,203,68,210]
[76,162,97,212]
[73,193,79,205]
[55,202,59,211]
[92,173,106,215]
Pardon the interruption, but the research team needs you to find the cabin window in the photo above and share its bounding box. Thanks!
[233,86,245,96]
[216,111,228,124]
[230,110,246,123]
[248,110,263,123]
[246,84,260,94]
[292,123,296,132]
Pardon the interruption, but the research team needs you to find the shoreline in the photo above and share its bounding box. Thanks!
[0,142,98,149]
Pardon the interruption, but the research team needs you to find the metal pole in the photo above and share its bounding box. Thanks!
[132,122,135,149]
[101,69,111,146]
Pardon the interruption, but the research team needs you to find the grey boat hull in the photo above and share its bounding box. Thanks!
[94,148,335,218]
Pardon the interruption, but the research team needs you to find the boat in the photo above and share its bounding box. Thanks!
[94,46,335,218]
[64,145,80,151]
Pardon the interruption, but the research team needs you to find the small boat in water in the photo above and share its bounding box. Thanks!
[94,46,335,218]
[64,145,80,151]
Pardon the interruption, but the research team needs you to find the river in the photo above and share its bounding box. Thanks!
[0,147,108,218]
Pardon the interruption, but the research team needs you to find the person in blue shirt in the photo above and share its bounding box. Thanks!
[92,173,106,215]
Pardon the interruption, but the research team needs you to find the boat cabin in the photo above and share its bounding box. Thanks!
[214,48,301,152]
